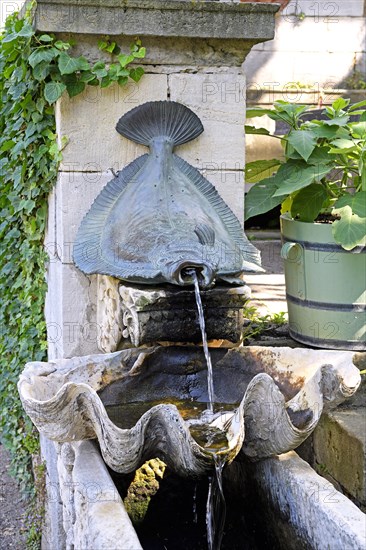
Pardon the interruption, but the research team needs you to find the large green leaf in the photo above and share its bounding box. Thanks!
[333,191,366,217]
[272,162,331,197]
[244,177,283,221]
[244,125,270,136]
[245,159,282,183]
[308,123,338,139]
[350,122,366,139]
[287,129,317,161]
[323,115,349,126]
[306,146,333,165]
[290,183,328,222]
[246,108,272,118]
[332,205,366,250]
[349,99,366,111]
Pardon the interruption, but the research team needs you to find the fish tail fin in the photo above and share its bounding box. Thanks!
[116,101,203,146]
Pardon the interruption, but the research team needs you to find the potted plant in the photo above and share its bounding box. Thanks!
[244,97,366,350]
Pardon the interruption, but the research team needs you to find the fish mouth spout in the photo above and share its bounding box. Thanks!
[163,260,216,288]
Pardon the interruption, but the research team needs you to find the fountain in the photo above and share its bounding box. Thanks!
[19,101,363,549]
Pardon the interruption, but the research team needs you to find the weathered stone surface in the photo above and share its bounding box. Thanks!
[40,437,65,550]
[169,73,246,170]
[97,275,123,354]
[32,0,278,40]
[44,262,99,359]
[246,451,366,550]
[52,172,108,264]
[18,346,361,476]
[311,370,366,508]
[56,76,168,173]
[118,282,251,347]
[60,33,259,68]
[57,440,143,550]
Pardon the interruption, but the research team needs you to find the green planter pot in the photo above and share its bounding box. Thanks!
[280,215,366,350]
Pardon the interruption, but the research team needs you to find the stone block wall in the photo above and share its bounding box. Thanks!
[243,0,366,166]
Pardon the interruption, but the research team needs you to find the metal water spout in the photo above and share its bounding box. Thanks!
[73,101,263,288]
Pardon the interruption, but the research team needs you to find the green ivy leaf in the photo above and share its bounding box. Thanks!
[133,47,146,59]
[28,47,58,68]
[33,60,51,81]
[38,34,54,42]
[129,67,144,83]
[92,61,108,78]
[58,52,89,74]
[118,53,135,68]
[66,80,86,97]
[44,81,67,103]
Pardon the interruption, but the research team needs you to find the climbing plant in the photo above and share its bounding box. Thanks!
[0,1,145,494]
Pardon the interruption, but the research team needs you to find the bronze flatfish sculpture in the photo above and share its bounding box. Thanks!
[73,101,262,287]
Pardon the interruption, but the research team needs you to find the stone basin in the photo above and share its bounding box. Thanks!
[18,346,361,477]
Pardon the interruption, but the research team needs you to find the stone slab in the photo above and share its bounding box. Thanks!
[32,0,278,40]
[56,75,168,173]
[45,261,99,358]
[53,171,109,264]
[118,282,251,346]
[40,437,65,550]
[169,73,246,170]
[66,441,142,550]
[247,450,366,550]
[313,408,366,505]
[59,33,257,68]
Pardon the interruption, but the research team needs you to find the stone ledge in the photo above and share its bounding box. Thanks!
[31,0,279,40]
[312,408,366,507]
[246,451,366,549]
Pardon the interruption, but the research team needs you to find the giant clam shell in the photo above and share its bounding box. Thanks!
[18,346,360,476]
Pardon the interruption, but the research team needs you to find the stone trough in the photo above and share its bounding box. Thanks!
[19,346,364,548]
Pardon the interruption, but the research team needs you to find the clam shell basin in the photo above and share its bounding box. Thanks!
[18,346,360,477]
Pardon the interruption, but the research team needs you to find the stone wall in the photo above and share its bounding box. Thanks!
[243,0,366,165]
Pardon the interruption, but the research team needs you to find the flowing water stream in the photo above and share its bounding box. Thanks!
[191,271,215,414]
[191,270,227,550]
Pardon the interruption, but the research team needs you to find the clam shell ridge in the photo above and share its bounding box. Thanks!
[17,347,360,476]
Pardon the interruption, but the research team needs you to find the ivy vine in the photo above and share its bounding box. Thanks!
[0,0,145,500]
